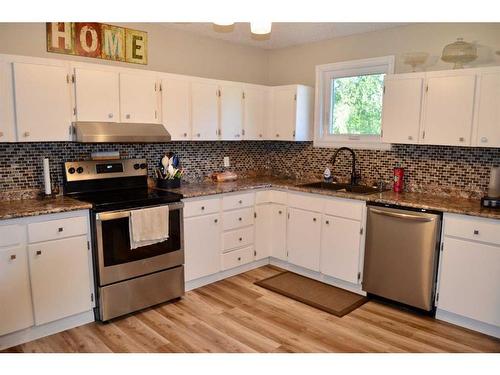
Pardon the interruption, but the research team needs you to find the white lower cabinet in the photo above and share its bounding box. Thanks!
[270,204,287,261]
[286,207,321,271]
[320,215,362,284]
[0,244,34,336]
[184,213,221,282]
[28,235,92,326]
[254,204,272,260]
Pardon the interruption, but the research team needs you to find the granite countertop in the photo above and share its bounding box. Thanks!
[0,196,92,220]
[156,177,500,220]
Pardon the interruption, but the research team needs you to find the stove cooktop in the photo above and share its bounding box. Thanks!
[69,188,183,212]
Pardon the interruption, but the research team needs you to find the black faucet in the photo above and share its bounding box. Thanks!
[330,147,359,186]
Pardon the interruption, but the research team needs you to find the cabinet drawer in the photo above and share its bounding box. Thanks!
[0,224,25,247]
[222,192,255,211]
[287,192,324,213]
[444,214,500,245]
[28,216,87,243]
[183,197,220,218]
[324,197,364,221]
[223,208,254,230]
[221,246,254,270]
[223,226,254,252]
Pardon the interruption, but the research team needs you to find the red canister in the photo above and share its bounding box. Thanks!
[393,167,404,193]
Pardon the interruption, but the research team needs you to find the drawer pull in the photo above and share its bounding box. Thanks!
[326,220,330,225]
[201,206,205,210]
[214,219,218,223]
[239,200,243,204]
[238,217,242,221]
[313,218,317,222]
[10,254,16,260]
[36,250,42,256]
[473,230,479,235]
[278,210,282,214]
[239,237,243,241]
[237,257,241,261]
[58,227,64,232]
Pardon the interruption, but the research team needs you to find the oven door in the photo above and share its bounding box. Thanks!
[95,202,184,286]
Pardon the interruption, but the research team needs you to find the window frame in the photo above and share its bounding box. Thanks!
[314,56,395,150]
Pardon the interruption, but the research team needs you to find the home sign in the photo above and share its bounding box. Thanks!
[46,22,148,65]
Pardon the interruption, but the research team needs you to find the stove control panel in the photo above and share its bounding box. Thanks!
[64,158,148,182]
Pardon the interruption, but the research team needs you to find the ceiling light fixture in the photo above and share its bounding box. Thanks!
[250,22,272,35]
[212,22,235,33]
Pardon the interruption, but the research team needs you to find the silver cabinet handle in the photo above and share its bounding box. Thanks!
[480,137,488,143]
[10,254,16,260]
[24,131,30,137]
[235,134,240,138]
[108,113,113,119]
[126,114,131,119]
[36,250,42,256]
[459,137,465,142]
[196,133,201,137]
[408,135,413,140]
[183,133,188,137]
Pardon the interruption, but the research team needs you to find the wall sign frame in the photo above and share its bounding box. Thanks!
[46,22,148,65]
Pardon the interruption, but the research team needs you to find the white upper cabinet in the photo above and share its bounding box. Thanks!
[13,61,72,142]
[219,84,243,140]
[74,67,120,122]
[243,86,266,140]
[271,85,313,141]
[191,81,219,140]
[120,73,160,124]
[475,71,500,148]
[0,57,16,142]
[161,77,191,140]
[381,74,424,144]
[421,73,476,146]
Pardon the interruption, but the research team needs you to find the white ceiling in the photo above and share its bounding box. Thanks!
[161,22,406,50]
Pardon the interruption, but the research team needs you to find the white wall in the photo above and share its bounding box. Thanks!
[0,22,269,85]
[267,23,500,86]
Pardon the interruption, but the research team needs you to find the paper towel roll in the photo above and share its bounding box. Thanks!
[488,167,500,198]
[43,158,51,195]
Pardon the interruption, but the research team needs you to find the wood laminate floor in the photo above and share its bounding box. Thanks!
[3,266,500,353]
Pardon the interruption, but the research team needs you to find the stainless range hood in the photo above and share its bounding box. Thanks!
[73,122,171,143]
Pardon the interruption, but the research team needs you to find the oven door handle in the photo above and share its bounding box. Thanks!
[96,202,184,222]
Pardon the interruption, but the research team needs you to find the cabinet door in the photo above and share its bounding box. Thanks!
[254,204,271,260]
[271,204,287,260]
[220,84,243,140]
[0,58,16,142]
[184,213,221,281]
[13,62,72,141]
[243,86,265,140]
[120,73,160,123]
[320,215,362,284]
[272,87,296,141]
[28,235,92,326]
[0,245,34,336]
[381,76,423,144]
[191,81,219,140]
[286,208,321,271]
[74,67,120,122]
[438,237,500,326]
[476,72,500,147]
[161,78,191,140]
[422,74,476,146]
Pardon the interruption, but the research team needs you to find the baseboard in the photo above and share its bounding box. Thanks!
[0,310,95,351]
[269,257,366,296]
[185,258,270,291]
[436,309,500,339]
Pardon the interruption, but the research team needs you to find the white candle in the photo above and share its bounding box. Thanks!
[43,158,51,195]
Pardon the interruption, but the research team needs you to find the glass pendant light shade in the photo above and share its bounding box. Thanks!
[250,22,272,35]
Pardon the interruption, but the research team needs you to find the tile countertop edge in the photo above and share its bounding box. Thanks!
[156,179,500,221]
[0,197,92,221]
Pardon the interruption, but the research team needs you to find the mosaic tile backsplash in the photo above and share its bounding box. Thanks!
[0,141,499,198]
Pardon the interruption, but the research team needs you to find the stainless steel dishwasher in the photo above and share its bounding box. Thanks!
[363,204,442,312]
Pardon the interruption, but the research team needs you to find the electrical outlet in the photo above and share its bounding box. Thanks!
[223,156,230,167]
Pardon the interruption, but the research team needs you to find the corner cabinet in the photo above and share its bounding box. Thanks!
[474,70,500,147]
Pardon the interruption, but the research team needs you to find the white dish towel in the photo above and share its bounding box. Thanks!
[129,206,169,249]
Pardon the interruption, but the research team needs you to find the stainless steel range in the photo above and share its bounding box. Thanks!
[63,158,184,321]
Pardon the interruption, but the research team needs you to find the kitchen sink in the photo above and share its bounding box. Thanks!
[299,181,382,195]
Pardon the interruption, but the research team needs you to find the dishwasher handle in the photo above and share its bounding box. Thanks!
[370,208,435,222]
